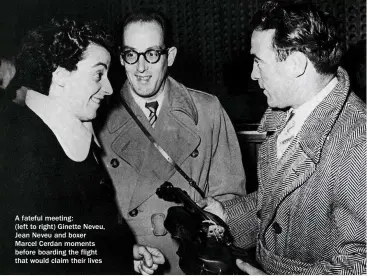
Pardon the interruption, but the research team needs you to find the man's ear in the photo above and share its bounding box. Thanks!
[52,67,70,87]
[167,47,177,67]
[285,51,307,78]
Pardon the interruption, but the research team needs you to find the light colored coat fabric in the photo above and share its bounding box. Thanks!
[97,76,246,274]
[223,67,366,274]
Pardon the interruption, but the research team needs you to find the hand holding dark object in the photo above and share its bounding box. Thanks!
[197,196,228,223]
[156,182,259,274]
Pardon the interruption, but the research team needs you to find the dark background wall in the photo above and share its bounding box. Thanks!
[1,0,365,125]
[0,0,365,192]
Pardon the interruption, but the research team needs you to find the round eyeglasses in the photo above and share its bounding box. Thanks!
[121,48,169,64]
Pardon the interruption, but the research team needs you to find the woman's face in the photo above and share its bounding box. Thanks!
[60,43,113,121]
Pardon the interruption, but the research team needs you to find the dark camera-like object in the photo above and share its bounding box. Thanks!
[157,182,259,275]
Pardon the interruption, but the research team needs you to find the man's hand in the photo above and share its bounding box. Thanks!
[236,259,267,275]
[133,244,165,275]
[197,196,228,222]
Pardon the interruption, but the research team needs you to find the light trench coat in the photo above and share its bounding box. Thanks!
[97,76,246,274]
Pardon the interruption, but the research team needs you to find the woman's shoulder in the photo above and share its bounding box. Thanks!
[0,101,59,152]
[2,102,31,131]
[0,100,39,126]
[0,101,67,192]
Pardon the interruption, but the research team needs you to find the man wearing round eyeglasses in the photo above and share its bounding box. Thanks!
[97,9,246,274]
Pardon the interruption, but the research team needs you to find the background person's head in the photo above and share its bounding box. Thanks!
[0,58,16,90]
[250,1,344,109]
[120,9,177,99]
[17,18,114,121]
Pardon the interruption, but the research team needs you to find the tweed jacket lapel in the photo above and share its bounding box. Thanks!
[258,67,351,227]
[259,137,317,229]
[107,78,201,210]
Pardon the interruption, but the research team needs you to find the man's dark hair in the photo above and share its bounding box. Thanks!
[16,18,114,95]
[251,0,344,74]
[122,9,173,48]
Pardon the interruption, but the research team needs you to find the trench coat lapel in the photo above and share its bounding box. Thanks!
[108,85,151,171]
[129,78,201,210]
[107,78,201,211]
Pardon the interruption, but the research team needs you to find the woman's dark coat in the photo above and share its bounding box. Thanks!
[0,101,135,274]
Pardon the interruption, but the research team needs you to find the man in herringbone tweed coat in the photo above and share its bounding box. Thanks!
[200,1,366,274]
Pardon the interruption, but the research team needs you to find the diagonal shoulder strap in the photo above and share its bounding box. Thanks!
[119,97,205,198]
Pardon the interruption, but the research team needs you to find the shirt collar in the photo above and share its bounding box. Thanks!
[290,77,338,134]
[294,77,338,116]
[106,76,199,133]
[25,90,98,162]
[129,83,166,119]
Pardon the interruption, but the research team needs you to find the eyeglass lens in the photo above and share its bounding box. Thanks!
[122,49,166,64]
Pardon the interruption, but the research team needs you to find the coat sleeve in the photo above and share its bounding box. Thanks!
[222,192,258,249]
[303,127,366,274]
[207,97,247,200]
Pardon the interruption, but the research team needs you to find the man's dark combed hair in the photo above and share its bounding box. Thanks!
[122,9,173,48]
[252,0,344,74]
[16,18,114,95]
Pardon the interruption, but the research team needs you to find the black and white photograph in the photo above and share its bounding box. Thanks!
[0,0,365,274]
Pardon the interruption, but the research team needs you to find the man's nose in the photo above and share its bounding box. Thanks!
[251,63,259,81]
[137,55,147,72]
[103,79,113,95]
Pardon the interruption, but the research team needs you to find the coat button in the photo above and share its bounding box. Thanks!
[190,149,199,158]
[256,210,262,219]
[267,131,275,137]
[272,221,282,234]
[129,209,139,217]
[110,158,119,168]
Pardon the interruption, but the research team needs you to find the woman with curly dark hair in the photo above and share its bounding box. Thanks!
[0,18,164,274]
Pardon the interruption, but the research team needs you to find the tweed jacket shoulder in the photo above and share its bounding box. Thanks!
[223,68,366,274]
[0,101,135,274]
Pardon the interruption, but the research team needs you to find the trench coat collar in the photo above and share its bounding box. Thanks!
[106,76,201,211]
[258,67,350,164]
[107,76,198,133]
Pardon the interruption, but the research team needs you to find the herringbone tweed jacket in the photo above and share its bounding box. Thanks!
[223,67,366,274]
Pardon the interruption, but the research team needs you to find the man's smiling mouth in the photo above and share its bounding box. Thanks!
[136,75,151,82]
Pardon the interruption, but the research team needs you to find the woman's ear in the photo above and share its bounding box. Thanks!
[119,46,126,67]
[167,47,177,67]
[52,67,70,87]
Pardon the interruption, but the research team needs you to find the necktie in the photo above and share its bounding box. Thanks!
[277,110,295,159]
[145,101,159,127]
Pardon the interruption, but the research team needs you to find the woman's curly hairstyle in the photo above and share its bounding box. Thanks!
[16,18,114,95]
